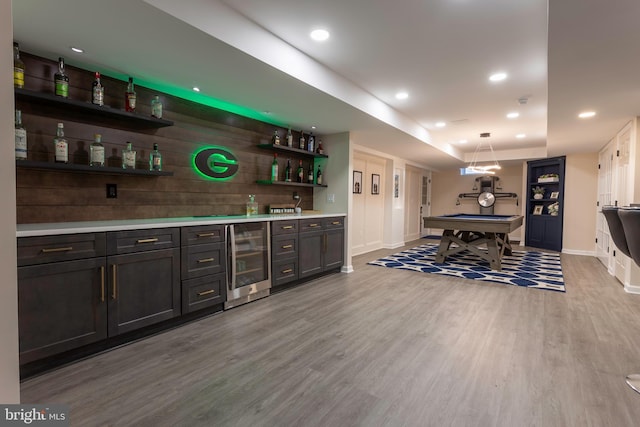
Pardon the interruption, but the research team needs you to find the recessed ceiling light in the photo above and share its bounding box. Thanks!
[489,72,508,82]
[507,112,520,119]
[516,133,526,139]
[310,29,330,41]
[70,47,84,53]
[459,139,468,144]
[311,125,317,129]
[578,111,596,118]
[435,121,446,128]
[395,91,409,100]
[192,87,200,92]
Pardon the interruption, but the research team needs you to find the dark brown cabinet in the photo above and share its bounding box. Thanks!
[17,233,107,364]
[180,225,226,314]
[298,217,344,279]
[271,220,300,288]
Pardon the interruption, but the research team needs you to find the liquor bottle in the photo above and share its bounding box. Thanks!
[246,194,258,216]
[151,95,163,118]
[53,123,68,163]
[307,132,315,152]
[149,143,162,171]
[299,131,305,149]
[125,77,136,112]
[307,162,314,184]
[13,42,25,89]
[90,133,105,166]
[54,57,69,98]
[122,142,136,169]
[15,110,27,160]
[316,164,323,185]
[285,158,292,182]
[296,159,304,183]
[272,130,280,145]
[92,72,104,106]
[316,139,324,154]
[286,127,293,147]
[271,153,279,181]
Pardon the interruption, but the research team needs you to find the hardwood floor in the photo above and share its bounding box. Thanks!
[20,242,640,426]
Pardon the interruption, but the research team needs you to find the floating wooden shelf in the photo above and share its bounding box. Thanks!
[257,144,328,159]
[15,88,174,128]
[16,160,173,177]
[256,180,327,188]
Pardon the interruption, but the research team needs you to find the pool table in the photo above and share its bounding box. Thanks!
[423,213,524,271]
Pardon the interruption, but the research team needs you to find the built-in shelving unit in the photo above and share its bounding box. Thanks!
[257,144,328,158]
[15,160,173,176]
[15,88,174,128]
[256,180,326,188]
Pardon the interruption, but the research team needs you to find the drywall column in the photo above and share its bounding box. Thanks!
[1,0,21,403]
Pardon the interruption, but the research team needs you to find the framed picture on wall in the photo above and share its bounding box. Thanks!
[394,174,399,198]
[371,174,380,195]
[533,205,544,215]
[353,170,363,194]
[550,191,559,199]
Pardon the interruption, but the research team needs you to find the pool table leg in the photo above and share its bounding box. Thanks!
[435,230,454,263]
[486,232,501,270]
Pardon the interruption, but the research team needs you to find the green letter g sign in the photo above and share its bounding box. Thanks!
[193,147,239,181]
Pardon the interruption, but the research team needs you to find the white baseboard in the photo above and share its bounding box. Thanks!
[341,265,354,273]
[383,242,405,249]
[624,283,640,294]
[561,249,597,256]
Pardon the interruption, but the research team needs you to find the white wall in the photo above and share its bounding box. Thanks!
[351,151,386,256]
[563,152,598,255]
[1,0,21,403]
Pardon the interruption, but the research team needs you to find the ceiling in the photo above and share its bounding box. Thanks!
[12,0,640,170]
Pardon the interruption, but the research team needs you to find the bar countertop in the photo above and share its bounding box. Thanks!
[16,212,347,237]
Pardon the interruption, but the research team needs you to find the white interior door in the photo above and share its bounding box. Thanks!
[404,166,422,242]
[420,174,431,236]
[597,140,614,267]
[614,123,632,284]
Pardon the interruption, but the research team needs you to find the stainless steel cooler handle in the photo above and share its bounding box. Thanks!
[227,224,237,292]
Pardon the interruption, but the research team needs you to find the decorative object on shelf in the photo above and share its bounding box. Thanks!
[299,130,305,149]
[533,186,545,199]
[122,142,136,169]
[316,164,322,185]
[15,109,27,160]
[372,174,380,195]
[353,170,363,194]
[149,143,162,171]
[466,132,501,175]
[54,57,69,98]
[538,173,559,183]
[13,42,25,88]
[125,77,136,112]
[246,194,258,216]
[533,205,543,215]
[547,202,559,216]
[271,130,280,145]
[550,191,559,199]
[151,95,163,119]
[286,127,293,147]
[91,72,104,106]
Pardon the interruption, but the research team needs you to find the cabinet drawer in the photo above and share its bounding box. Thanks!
[325,217,345,229]
[272,220,298,235]
[107,228,179,255]
[181,225,225,246]
[272,234,298,260]
[299,219,324,232]
[181,242,226,279]
[182,273,225,314]
[272,259,298,287]
[18,233,106,266]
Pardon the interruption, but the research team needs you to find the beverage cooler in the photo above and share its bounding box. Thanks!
[225,222,271,309]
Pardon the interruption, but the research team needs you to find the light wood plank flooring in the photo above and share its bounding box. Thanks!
[20,242,640,426]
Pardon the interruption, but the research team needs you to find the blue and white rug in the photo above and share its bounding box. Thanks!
[368,243,565,292]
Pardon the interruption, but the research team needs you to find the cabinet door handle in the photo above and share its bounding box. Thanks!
[111,264,117,300]
[309,223,319,228]
[100,266,105,302]
[281,225,294,230]
[281,244,293,249]
[136,238,159,244]
[197,257,215,263]
[197,289,215,296]
[41,246,73,253]
[332,221,341,225]
[281,268,293,274]
[197,232,215,237]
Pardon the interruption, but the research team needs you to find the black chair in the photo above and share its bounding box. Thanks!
[602,206,632,257]
[616,207,640,394]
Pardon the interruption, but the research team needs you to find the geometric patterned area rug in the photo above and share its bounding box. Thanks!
[368,243,565,292]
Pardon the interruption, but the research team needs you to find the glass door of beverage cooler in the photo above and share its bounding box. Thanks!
[225,222,271,309]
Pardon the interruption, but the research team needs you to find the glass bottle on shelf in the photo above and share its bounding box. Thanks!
[125,77,136,112]
[316,164,323,185]
[299,131,305,149]
[316,139,324,154]
[246,194,258,216]
[271,153,279,181]
[53,123,68,163]
[286,127,293,147]
[272,130,280,145]
[307,162,314,184]
[296,159,304,183]
[307,132,315,152]
[149,143,162,171]
[285,158,292,182]
[54,57,69,98]
[122,142,136,169]
[15,110,27,160]
[90,133,105,167]
[151,95,163,118]
[13,42,25,89]
[92,72,104,106]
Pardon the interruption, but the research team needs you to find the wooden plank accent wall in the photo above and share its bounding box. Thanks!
[16,53,317,223]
